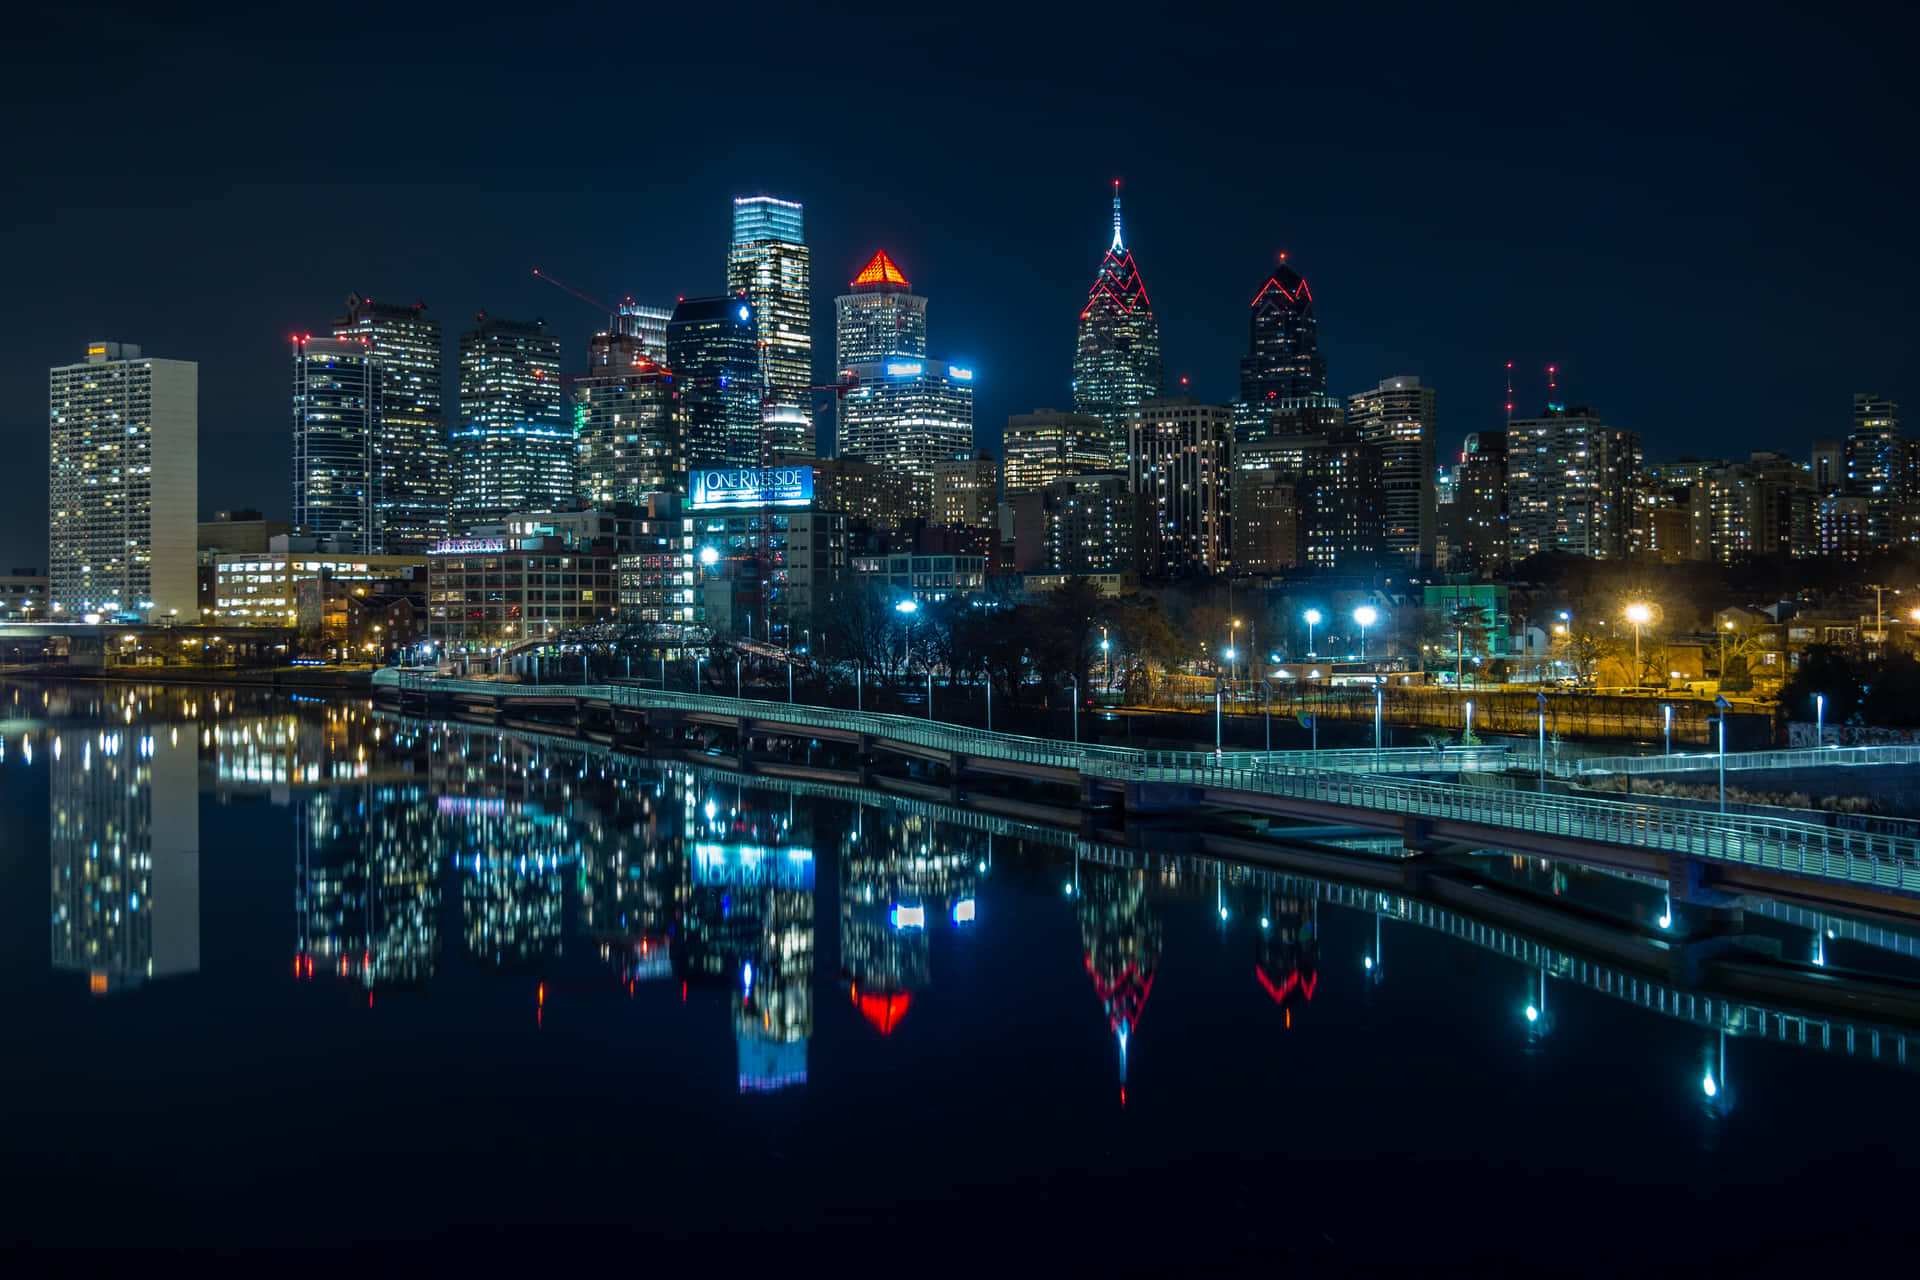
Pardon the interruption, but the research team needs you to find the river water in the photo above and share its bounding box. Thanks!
[2,680,1916,1268]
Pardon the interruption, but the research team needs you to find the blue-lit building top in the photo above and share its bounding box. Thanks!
[731,195,804,246]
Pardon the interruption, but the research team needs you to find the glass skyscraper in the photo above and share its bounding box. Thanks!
[1347,375,1437,567]
[292,335,381,553]
[667,295,761,468]
[332,294,447,553]
[1072,183,1162,463]
[726,195,813,460]
[454,314,571,529]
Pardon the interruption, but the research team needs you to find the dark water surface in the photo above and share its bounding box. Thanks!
[2,681,1917,1269]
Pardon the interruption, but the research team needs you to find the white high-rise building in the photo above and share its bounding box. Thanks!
[48,342,199,621]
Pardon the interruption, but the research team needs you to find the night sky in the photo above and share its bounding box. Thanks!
[4,1,1915,569]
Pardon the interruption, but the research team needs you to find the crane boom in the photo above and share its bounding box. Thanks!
[531,268,616,317]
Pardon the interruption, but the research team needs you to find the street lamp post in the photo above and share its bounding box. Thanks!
[1304,609,1321,659]
[1715,694,1730,813]
[1101,626,1112,690]
[1374,683,1384,764]
[1816,693,1825,747]
[1354,605,1379,662]
[1465,698,1475,744]
[1215,683,1222,754]
[1663,702,1673,756]
[1262,681,1271,751]
[1625,602,1653,690]
[1536,691,1548,787]
[1069,677,1079,744]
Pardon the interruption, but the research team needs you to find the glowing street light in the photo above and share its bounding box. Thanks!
[1303,608,1322,658]
[1353,604,1379,661]
[1624,602,1653,689]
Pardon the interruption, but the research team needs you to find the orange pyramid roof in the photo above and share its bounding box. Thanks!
[852,250,908,288]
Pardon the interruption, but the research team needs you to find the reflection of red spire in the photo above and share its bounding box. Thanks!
[1255,963,1317,1006]
[853,986,911,1035]
[1086,955,1155,1037]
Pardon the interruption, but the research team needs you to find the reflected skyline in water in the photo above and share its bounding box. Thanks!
[5,679,1920,1262]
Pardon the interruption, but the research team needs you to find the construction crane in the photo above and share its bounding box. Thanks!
[532,268,643,337]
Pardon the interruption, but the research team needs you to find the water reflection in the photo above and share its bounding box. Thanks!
[48,723,199,993]
[7,681,1920,1128]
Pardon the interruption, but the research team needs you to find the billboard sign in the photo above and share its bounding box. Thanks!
[690,465,814,510]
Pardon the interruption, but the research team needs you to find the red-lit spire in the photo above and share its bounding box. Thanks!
[851,250,908,289]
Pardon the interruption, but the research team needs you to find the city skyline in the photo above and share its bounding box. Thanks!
[4,4,1915,568]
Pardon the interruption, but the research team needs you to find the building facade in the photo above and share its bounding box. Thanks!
[932,451,999,529]
[572,333,686,505]
[1003,409,1110,495]
[1127,398,1232,578]
[213,544,427,626]
[1072,184,1162,458]
[1457,430,1508,574]
[727,196,813,459]
[1229,470,1300,574]
[332,295,447,554]
[1505,405,1641,562]
[427,536,617,647]
[49,342,198,620]
[1348,375,1437,567]
[292,336,381,553]
[835,359,974,516]
[1041,472,1135,575]
[809,457,916,531]
[1236,257,1338,452]
[454,314,571,529]
[667,295,761,469]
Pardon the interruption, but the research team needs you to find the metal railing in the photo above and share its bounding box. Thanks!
[382,671,1920,895]
[1564,744,1920,777]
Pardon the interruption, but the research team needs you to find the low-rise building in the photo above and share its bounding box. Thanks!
[427,535,617,648]
[849,551,987,603]
[213,537,427,626]
[1,569,50,621]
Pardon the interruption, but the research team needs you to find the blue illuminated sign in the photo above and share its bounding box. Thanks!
[690,465,815,510]
[885,361,924,376]
[947,365,973,381]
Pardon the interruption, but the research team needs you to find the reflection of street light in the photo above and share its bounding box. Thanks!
[1354,605,1379,660]
[1304,608,1322,658]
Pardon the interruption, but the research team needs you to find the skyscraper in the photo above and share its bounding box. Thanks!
[726,195,813,459]
[835,252,973,514]
[1506,405,1641,561]
[292,335,380,552]
[572,332,686,505]
[617,299,672,364]
[1128,398,1232,577]
[932,451,1000,529]
[1072,183,1162,461]
[454,314,571,528]
[667,295,761,468]
[332,295,447,553]
[48,342,198,620]
[1845,393,1905,543]
[1459,430,1509,574]
[1236,255,1338,453]
[1347,376,1437,567]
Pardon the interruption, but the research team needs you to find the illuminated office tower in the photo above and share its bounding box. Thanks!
[835,251,926,366]
[1845,393,1906,543]
[49,723,200,993]
[292,336,381,551]
[932,451,1000,528]
[835,252,972,512]
[573,331,688,503]
[1072,183,1162,460]
[1003,409,1109,496]
[1127,398,1232,577]
[726,195,813,458]
[667,295,761,467]
[454,314,570,528]
[1347,376,1437,567]
[47,342,198,621]
[835,360,974,515]
[332,295,447,553]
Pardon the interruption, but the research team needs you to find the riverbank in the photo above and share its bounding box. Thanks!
[0,664,374,692]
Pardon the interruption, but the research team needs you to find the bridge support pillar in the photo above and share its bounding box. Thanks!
[950,753,966,804]
[857,734,874,787]
[1668,856,1743,910]
[736,717,756,774]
